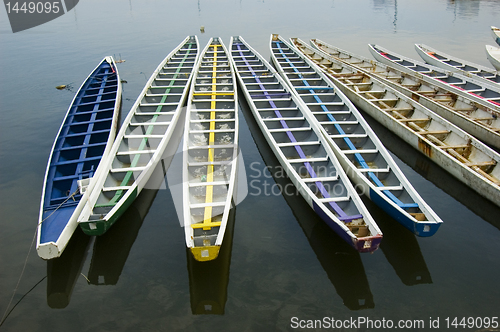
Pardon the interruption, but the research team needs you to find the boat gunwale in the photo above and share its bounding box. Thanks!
[280,36,442,229]
[415,43,499,78]
[183,37,240,256]
[230,35,383,249]
[37,56,122,259]
[305,41,500,206]
[78,36,200,229]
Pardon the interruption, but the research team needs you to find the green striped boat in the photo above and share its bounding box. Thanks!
[78,36,200,235]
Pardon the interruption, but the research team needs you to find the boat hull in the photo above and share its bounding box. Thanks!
[38,57,121,259]
[486,45,500,71]
[338,86,500,207]
[282,37,442,236]
[492,26,500,47]
[183,38,239,261]
[311,200,382,252]
[369,44,500,110]
[38,205,78,259]
[309,39,500,150]
[231,36,382,253]
[369,188,439,236]
[79,186,138,236]
[415,43,500,85]
[78,36,199,236]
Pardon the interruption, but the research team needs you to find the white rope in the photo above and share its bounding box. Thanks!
[0,188,80,326]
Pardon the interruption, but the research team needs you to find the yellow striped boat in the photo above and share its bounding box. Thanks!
[183,38,239,261]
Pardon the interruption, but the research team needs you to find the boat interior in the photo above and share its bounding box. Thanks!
[46,61,117,209]
[232,38,376,236]
[90,39,198,216]
[185,38,237,247]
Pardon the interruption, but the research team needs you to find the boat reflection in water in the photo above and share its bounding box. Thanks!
[87,188,159,285]
[47,121,184,304]
[186,207,236,315]
[293,199,375,310]
[47,186,159,307]
[239,93,374,310]
[364,198,432,286]
[362,111,500,230]
[87,106,184,285]
[46,227,91,308]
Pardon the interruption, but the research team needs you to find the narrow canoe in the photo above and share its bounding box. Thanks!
[78,36,199,235]
[492,26,500,47]
[183,38,239,261]
[274,35,442,236]
[239,86,374,309]
[297,41,500,207]
[486,45,500,71]
[309,38,500,149]
[37,57,121,259]
[230,36,382,253]
[415,43,500,85]
[369,44,500,109]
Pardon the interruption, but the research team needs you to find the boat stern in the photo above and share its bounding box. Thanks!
[190,245,221,262]
[414,222,442,237]
[37,242,62,260]
[80,187,139,236]
[352,234,383,253]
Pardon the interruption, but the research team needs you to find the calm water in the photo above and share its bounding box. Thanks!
[1,0,500,331]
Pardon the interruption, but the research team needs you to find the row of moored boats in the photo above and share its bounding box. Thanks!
[37,32,500,261]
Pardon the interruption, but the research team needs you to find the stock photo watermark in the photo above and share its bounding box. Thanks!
[290,316,499,330]
[3,0,79,33]
[247,161,368,198]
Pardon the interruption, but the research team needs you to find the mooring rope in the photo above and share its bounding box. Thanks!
[0,188,80,327]
[38,188,80,226]
[0,230,38,327]
[0,274,46,327]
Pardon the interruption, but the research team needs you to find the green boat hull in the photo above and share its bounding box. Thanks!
[80,187,138,236]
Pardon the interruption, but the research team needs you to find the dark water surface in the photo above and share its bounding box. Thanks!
[1,0,499,331]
